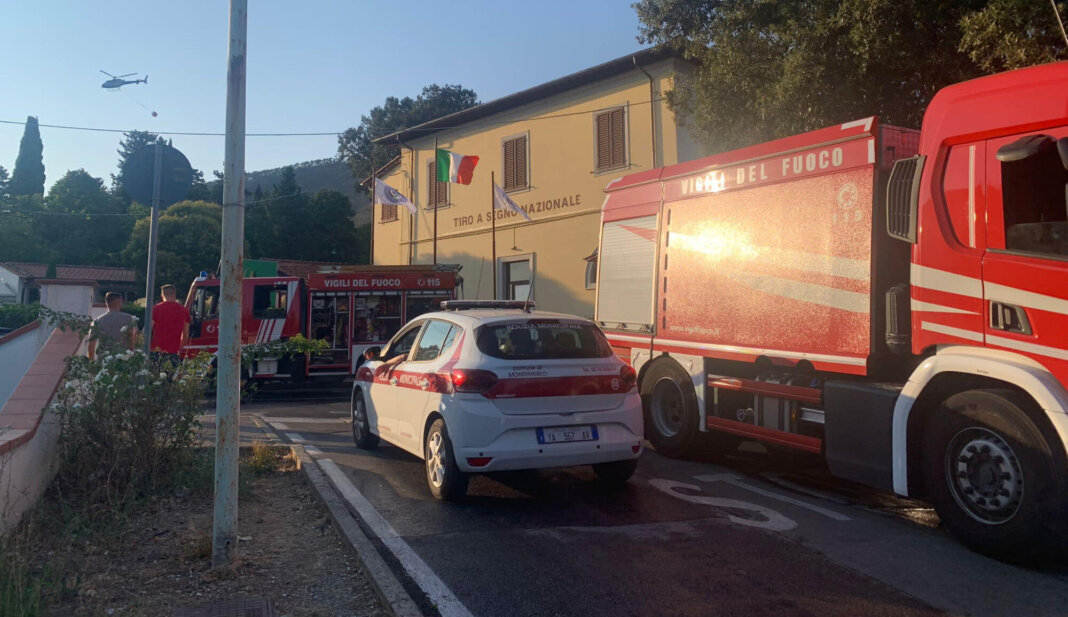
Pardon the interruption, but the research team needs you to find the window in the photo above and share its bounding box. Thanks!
[503,134,528,192]
[475,320,613,360]
[384,324,423,362]
[428,161,448,208]
[594,107,627,172]
[412,320,457,362]
[998,134,1068,257]
[380,201,398,222]
[252,284,288,319]
[499,255,533,301]
[193,286,220,320]
[584,249,597,290]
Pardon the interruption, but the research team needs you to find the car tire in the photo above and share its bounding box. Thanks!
[593,458,638,487]
[425,418,468,501]
[641,360,701,457]
[924,389,1067,564]
[351,391,378,449]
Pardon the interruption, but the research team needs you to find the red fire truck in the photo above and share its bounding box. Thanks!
[597,62,1068,560]
[183,264,459,381]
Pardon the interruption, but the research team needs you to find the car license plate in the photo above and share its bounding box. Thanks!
[537,425,598,444]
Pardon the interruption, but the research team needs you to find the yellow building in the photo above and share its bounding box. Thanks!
[371,48,703,318]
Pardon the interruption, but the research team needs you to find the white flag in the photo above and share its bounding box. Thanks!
[374,177,416,216]
[492,182,532,221]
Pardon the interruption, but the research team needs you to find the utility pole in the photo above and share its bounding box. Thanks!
[213,0,247,568]
[142,141,163,352]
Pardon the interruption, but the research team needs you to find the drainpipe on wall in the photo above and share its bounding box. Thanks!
[633,56,658,169]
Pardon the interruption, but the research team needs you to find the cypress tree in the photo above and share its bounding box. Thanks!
[9,116,45,196]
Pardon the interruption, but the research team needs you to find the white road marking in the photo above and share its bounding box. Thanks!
[284,432,306,443]
[694,473,851,521]
[318,459,474,617]
[648,478,797,531]
[271,423,291,431]
[263,417,348,424]
[304,445,323,456]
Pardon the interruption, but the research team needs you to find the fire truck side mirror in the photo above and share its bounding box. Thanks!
[364,346,382,361]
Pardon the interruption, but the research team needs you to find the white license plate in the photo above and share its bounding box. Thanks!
[537,425,598,444]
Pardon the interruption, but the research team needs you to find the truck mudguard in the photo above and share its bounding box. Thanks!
[891,345,1068,496]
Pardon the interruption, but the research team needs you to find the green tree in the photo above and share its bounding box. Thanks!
[634,0,1067,153]
[0,195,52,262]
[39,169,131,265]
[959,0,1068,73]
[9,116,45,196]
[112,130,166,191]
[0,165,9,201]
[338,84,479,188]
[122,200,224,299]
[287,190,363,262]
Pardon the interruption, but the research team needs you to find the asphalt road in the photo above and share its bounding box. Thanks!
[239,396,1068,617]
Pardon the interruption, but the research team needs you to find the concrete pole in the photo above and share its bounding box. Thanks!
[213,0,247,568]
[142,141,163,353]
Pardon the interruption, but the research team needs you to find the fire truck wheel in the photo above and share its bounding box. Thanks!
[425,418,468,501]
[924,389,1067,564]
[350,391,378,449]
[641,360,700,457]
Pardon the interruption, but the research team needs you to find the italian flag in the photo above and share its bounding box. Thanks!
[436,149,479,185]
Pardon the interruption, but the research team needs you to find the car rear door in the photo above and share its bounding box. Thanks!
[475,319,629,415]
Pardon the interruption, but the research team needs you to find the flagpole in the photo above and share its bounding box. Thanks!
[369,166,376,266]
[433,137,438,266]
[491,170,497,299]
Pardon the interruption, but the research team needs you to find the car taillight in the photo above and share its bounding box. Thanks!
[450,369,498,393]
[620,364,637,391]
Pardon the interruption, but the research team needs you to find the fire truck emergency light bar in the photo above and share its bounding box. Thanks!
[441,300,536,312]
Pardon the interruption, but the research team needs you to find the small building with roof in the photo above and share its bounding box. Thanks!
[0,262,138,306]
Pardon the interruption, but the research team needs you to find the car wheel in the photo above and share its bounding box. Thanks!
[425,419,468,501]
[641,361,701,457]
[351,391,378,449]
[593,459,638,488]
[924,389,1067,564]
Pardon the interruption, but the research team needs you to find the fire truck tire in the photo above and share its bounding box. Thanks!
[641,360,701,457]
[425,418,468,501]
[924,389,1067,563]
[350,391,378,449]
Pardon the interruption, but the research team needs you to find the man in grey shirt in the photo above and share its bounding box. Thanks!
[87,292,139,360]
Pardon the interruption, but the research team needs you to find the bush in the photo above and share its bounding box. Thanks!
[0,303,41,330]
[51,351,211,518]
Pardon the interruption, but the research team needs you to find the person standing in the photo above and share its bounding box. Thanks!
[87,292,138,361]
[151,284,191,361]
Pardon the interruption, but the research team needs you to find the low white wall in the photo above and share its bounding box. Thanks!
[0,323,53,408]
[0,409,60,535]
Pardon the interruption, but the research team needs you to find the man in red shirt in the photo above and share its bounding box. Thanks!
[151,284,191,359]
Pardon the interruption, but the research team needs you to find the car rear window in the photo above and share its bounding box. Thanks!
[475,320,612,359]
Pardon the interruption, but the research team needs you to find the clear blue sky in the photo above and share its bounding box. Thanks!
[0,1,649,191]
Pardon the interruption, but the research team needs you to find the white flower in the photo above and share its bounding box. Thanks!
[159,372,167,380]
[137,369,150,377]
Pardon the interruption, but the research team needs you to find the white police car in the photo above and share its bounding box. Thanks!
[351,300,644,500]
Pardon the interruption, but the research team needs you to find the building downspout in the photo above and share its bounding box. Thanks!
[633,56,658,169]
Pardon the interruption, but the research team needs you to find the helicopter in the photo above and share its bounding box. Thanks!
[100,70,148,89]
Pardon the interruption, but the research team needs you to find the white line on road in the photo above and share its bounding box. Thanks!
[285,432,307,444]
[271,423,291,431]
[694,473,851,521]
[263,417,348,424]
[318,459,474,617]
[304,445,323,456]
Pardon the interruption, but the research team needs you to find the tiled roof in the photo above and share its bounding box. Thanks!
[0,262,137,283]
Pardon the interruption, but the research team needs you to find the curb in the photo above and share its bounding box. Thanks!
[250,414,424,617]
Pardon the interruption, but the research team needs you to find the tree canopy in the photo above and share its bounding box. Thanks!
[122,200,224,299]
[39,169,131,265]
[337,84,479,186]
[9,116,45,196]
[634,0,1068,152]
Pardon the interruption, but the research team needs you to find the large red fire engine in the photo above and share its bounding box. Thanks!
[183,264,459,381]
[597,62,1068,560]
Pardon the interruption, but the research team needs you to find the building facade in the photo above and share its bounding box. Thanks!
[0,262,138,306]
[371,48,704,318]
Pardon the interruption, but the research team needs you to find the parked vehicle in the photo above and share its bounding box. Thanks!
[595,62,1068,561]
[351,300,644,500]
[182,265,459,382]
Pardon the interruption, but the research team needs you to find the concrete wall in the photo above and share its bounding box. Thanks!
[373,58,702,317]
[0,321,52,409]
[0,327,82,534]
[39,282,94,317]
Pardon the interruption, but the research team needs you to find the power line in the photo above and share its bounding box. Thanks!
[0,191,308,217]
[0,97,665,140]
